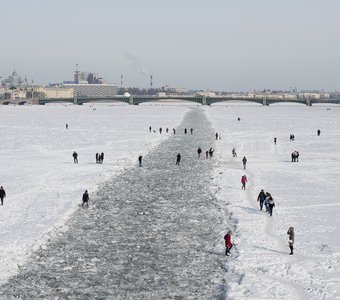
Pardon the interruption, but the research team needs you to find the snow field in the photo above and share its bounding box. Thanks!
[0,104,189,285]
[205,104,340,299]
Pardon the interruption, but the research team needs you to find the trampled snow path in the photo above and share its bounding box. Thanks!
[0,108,231,299]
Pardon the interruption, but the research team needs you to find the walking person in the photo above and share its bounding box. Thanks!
[232,147,237,157]
[176,153,181,165]
[268,196,275,217]
[224,231,234,256]
[209,147,214,158]
[241,175,248,190]
[274,137,277,144]
[296,151,299,162]
[73,151,78,163]
[206,150,209,159]
[100,152,104,164]
[215,132,219,140]
[264,192,270,213]
[184,128,187,134]
[96,153,99,163]
[317,129,321,136]
[242,156,247,170]
[173,128,176,134]
[149,126,152,133]
[257,189,266,211]
[166,128,169,133]
[287,227,294,255]
[159,127,162,134]
[66,123,68,129]
[197,147,202,158]
[190,128,193,134]
[82,190,89,207]
[138,155,143,167]
[0,186,6,205]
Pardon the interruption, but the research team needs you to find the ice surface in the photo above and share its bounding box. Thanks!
[0,108,230,299]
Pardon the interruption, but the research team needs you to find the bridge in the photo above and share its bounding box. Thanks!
[1,96,340,106]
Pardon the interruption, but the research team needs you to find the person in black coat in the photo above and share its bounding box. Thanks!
[138,155,143,167]
[257,189,266,210]
[0,186,6,205]
[287,227,294,255]
[82,190,89,207]
[176,153,181,165]
[96,153,99,163]
[73,151,78,163]
[242,156,247,169]
[100,152,104,164]
[197,147,202,158]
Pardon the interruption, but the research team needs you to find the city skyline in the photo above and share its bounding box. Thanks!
[1,0,340,91]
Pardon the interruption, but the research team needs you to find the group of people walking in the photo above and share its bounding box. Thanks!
[291,151,299,162]
[257,189,275,216]
[149,126,194,135]
[96,153,104,164]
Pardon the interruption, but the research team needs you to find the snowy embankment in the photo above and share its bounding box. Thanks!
[205,104,340,299]
[0,104,189,284]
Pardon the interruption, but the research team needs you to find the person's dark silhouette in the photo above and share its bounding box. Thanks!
[166,128,169,133]
[317,129,321,136]
[176,153,181,165]
[138,155,143,167]
[173,128,176,134]
[73,151,78,163]
[0,186,6,205]
[100,152,104,163]
[197,147,202,158]
[215,133,218,140]
[242,156,247,169]
[159,127,162,134]
[190,128,193,134]
[184,128,187,134]
[206,150,209,159]
[274,137,277,144]
[82,190,89,207]
[96,153,99,163]
[66,124,68,129]
[209,147,214,158]
[149,126,152,133]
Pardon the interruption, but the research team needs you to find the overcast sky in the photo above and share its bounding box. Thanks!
[1,0,339,91]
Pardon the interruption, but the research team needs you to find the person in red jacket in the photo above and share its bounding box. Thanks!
[224,231,233,256]
[241,175,248,190]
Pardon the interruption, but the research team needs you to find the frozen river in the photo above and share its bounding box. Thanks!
[0,108,229,299]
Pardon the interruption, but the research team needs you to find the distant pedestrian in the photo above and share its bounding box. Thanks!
[241,175,247,190]
[224,231,233,256]
[215,132,218,140]
[268,196,275,216]
[257,189,266,211]
[82,190,89,207]
[73,151,78,163]
[176,153,181,165]
[100,152,104,164]
[232,147,237,157]
[296,151,299,162]
[0,186,6,205]
[287,227,294,255]
[166,128,169,133]
[159,127,162,134]
[184,128,187,134]
[291,152,296,162]
[242,156,247,169]
[197,147,202,158]
[209,147,214,158]
[138,155,143,167]
[237,117,240,121]
[317,129,321,136]
[66,123,68,129]
[206,151,209,159]
[149,126,152,133]
[96,153,99,163]
[190,128,193,134]
[274,137,277,144]
[173,128,176,134]
[264,192,270,213]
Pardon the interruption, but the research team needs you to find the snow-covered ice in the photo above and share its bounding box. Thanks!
[206,103,340,299]
[0,102,339,299]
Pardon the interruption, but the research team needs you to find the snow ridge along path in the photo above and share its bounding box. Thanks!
[0,108,230,299]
